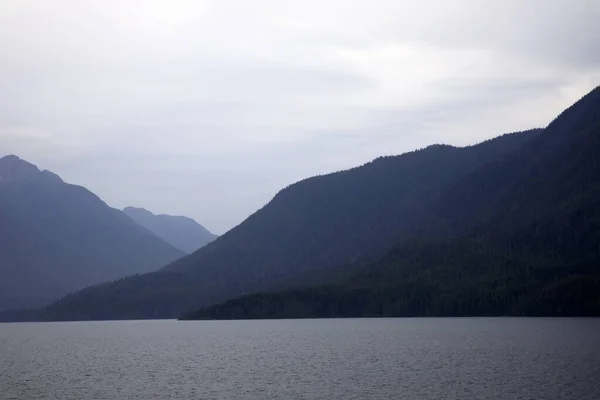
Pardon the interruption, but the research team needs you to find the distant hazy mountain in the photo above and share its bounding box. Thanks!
[0,156,185,309]
[123,207,217,254]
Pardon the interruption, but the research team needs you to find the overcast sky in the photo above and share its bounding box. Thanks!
[0,0,599,233]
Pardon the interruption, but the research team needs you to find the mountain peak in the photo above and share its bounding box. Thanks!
[0,154,21,162]
[123,206,217,253]
[0,154,36,167]
[124,206,198,224]
[0,155,65,184]
[0,155,41,182]
[123,206,153,215]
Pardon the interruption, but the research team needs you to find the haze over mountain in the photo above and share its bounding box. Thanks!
[0,156,185,309]
[2,127,531,319]
[123,207,217,254]
[4,86,598,322]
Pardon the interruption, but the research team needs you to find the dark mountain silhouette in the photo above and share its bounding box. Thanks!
[182,86,600,319]
[123,207,217,254]
[5,86,598,322]
[0,157,185,309]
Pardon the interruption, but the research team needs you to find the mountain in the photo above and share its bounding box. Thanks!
[6,131,542,320]
[123,207,217,254]
[182,86,600,320]
[6,86,599,322]
[0,156,185,309]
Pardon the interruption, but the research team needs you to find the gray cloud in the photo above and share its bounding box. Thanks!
[0,0,598,233]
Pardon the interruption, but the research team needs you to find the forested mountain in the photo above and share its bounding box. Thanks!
[183,86,600,319]
[0,156,185,309]
[164,129,538,275]
[4,131,538,320]
[182,238,599,320]
[4,86,598,322]
[123,207,217,254]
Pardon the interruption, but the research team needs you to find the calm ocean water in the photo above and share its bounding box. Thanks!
[1,318,599,400]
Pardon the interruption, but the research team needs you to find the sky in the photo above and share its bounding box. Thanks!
[0,1,599,234]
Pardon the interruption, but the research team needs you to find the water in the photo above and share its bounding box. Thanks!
[1,318,599,400]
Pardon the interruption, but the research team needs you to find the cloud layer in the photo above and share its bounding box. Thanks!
[1,0,599,232]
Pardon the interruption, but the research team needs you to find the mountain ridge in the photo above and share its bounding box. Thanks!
[182,86,600,319]
[0,157,185,309]
[8,128,541,320]
[123,206,217,254]
[4,86,597,321]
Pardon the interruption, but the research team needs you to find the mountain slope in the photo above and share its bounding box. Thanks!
[123,207,217,254]
[9,127,541,321]
[183,86,600,320]
[181,240,600,320]
[0,157,185,309]
[167,130,538,275]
